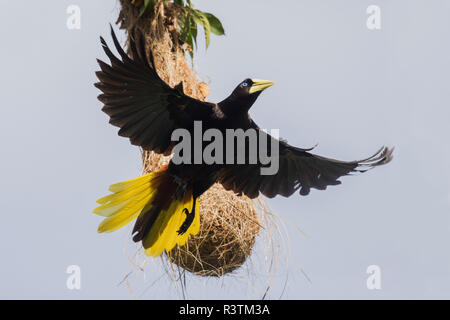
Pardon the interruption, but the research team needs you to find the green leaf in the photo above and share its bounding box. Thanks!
[192,9,211,48]
[203,12,225,36]
[179,13,191,42]
[190,17,198,48]
[171,1,226,55]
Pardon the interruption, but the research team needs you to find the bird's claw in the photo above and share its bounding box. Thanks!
[177,208,195,235]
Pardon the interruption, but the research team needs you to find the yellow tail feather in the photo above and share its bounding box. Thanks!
[144,190,200,257]
[94,169,200,257]
[94,171,164,232]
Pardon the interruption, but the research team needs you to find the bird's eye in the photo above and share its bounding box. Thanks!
[242,82,248,87]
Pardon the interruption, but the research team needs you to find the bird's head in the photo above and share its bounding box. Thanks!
[234,78,274,96]
[223,78,274,114]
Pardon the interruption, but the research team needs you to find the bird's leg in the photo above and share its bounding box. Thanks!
[177,196,197,235]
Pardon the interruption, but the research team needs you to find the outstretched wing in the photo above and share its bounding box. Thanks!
[218,121,393,199]
[95,26,215,154]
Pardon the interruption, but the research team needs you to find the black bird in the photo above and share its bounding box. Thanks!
[93,27,393,257]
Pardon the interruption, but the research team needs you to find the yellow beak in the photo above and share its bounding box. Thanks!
[249,79,274,94]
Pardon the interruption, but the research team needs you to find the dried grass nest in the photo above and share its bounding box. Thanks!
[118,0,274,277]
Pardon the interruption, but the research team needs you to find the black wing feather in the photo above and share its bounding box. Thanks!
[218,121,393,199]
[95,26,215,154]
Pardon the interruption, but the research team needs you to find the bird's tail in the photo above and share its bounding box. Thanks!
[93,166,200,257]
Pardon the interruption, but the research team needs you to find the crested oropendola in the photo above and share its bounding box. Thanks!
[93,26,393,257]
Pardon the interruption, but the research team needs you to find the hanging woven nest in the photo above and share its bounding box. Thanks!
[142,153,263,277]
[117,0,268,277]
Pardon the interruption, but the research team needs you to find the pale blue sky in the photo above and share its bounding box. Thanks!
[1,0,449,299]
